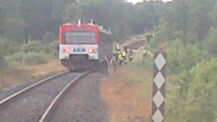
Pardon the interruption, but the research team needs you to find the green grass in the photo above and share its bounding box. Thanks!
[117,59,153,103]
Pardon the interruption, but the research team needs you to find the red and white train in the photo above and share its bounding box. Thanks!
[59,21,113,71]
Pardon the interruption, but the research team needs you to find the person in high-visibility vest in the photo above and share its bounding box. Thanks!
[123,46,129,54]
[114,44,121,64]
[147,51,153,58]
[116,44,120,49]
[129,50,134,62]
[143,48,153,59]
[122,49,128,65]
[143,50,148,59]
[117,51,123,65]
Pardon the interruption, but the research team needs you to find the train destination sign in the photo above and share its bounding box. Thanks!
[73,48,86,52]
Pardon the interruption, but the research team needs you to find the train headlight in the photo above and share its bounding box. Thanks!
[63,48,70,53]
[88,48,95,53]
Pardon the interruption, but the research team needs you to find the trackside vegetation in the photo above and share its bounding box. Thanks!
[167,59,217,122]
[0,0,162,74]
[148,0,217,121]
[101,59,153,121]
[0,0,217,121]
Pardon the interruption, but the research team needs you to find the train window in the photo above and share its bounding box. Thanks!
[64,32,96,44]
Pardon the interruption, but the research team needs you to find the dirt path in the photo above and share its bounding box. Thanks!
[100,79,150,122]
[100,67,152,122]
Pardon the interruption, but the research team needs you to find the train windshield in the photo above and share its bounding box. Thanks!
[64,32,96,44]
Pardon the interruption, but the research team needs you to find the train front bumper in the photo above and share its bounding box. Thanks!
[59,44,99,60]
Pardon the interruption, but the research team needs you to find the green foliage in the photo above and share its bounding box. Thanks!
[0,0,216,43]
[7,52,24,63]
[167,59,217,122]
[0,0,77,42]
[63,0,161,41]
[211,2,217,26]
[201,27,217,57]
[63,0,127,40]
[22,52,49,65]
[20,41,42,53]
[0,38,12,55]
[131,2,160,33]
[4,40,53,66]
[0,0,216,120]
[0,7,5,33]
[19,40,57,55]
[0,39,9,74]
[0,44,6,71]
[0,56,6,74]
[42,40,58,54]
[148,1,217,121]
[43,32,55,43]
[165,40,209,75]
[3,18,25,42]
[154,0,216,44]
[7,52,49,65]
[187,0,214,41]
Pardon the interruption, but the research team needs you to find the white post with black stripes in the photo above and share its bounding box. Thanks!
[152,51,166,122]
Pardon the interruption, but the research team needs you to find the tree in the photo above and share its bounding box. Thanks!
[167,59,217,122]
[63,0,130,40]
[202,27,217,57]
[156,0,189,41]
[3,18,25,42]
[132,1,160,34]
[187,0,214,42]
[165,40,208,75]
[0,7,5,33]
[0,0,77,42]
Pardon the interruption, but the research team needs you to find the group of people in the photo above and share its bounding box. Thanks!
[113,44,134,66]
[142,48,153,59]
[113,43,153,66]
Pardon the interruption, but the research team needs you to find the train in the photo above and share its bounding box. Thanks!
[59,21,113,71]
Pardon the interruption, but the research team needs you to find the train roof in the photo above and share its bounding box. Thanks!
[62,22,112,35]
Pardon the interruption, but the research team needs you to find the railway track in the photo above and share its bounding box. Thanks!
[0,71,69,106]
[128,40,145,50]
[39,71,90,122]
[49,72,107,122]
[0,70,92,122]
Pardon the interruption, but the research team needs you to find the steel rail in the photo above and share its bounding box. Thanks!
[39,71,90,122]
[0,71,69,106]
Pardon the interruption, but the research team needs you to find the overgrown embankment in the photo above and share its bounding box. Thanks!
[167,58,217,122]
[101,30,217,122]
[0,38,65,89]
[151,40,217,121]
[101,59,153,122]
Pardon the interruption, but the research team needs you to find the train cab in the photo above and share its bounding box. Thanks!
[59,21,112,70]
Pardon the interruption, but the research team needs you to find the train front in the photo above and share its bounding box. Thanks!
[59,23,99,70]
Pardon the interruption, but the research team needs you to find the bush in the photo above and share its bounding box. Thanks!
[23,52,49,65]
[3,18,25,42]
[6,52,24,63]
[0,39,8,74]
[201,27,217,58]
[7,52,49,65]
[4,39,55,66]
[42,40,58,54]
[0,37,20,55]
[43,32,55,43]
[165,40,209,75]
[20,41,42,53]
[0,53,6,73]
[167,58,217,122]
